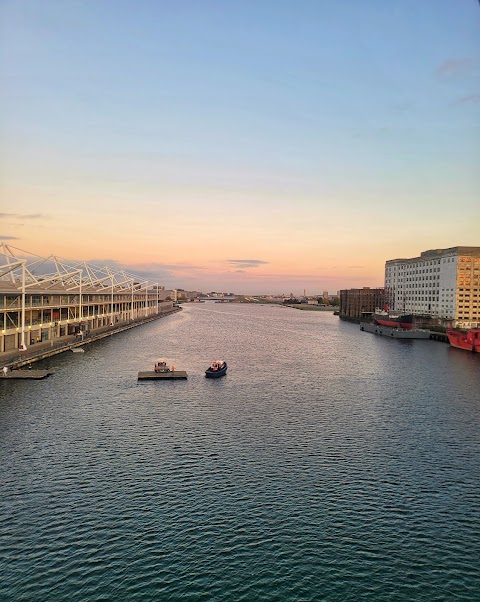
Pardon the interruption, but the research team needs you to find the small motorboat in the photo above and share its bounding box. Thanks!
[205,360,227,378]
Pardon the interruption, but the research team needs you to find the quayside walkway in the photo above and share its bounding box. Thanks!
[0,307,181,370]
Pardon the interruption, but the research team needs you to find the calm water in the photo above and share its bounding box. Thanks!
[1,304,480,601]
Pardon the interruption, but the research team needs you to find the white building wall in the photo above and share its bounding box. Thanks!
[439,253,457,320]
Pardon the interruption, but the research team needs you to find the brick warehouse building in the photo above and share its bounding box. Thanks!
[339,287,385,322]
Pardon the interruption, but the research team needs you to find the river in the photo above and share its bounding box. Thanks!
[1,303,479,601]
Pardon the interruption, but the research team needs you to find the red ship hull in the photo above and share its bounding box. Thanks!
[447,329,480,353]
[373,312,414,330]
[374,318,414,330]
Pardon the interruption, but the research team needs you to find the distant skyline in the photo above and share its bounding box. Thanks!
[1,1,479,294]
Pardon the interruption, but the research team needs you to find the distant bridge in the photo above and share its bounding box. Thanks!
[199,296,237,302]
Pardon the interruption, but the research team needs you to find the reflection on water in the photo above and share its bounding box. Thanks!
[1,304,479,600]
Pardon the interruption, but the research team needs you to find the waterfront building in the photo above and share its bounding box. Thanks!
[0,244,172,353]
[339,287,385,322]
[385,247,480,328]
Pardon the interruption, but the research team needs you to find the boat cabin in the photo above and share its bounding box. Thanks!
[210,361,225,371]
[154,359,170,373]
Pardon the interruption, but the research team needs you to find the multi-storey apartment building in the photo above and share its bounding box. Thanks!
[385,247,480,328]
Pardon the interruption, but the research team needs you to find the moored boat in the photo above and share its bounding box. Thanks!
[205,360,227,378]
[140,359,186,380]
[373,305,414,330]
[360,322,430,339]
[446,329,480,353]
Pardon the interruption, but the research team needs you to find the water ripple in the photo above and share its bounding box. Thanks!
[1,305,480,601]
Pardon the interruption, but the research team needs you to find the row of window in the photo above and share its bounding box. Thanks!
[398,297,440,302]
[387,276,441,284]
[387,258,444,271]
[388,267,442,276]
[388,255,479,270]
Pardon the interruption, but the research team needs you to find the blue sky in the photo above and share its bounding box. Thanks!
[1,0,479,293]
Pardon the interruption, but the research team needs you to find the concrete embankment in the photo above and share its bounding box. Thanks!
[286,304,338,311]
[1,308,181,369]
[1,370,54,380]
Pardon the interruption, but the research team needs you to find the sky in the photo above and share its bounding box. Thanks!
[1,0,479,294]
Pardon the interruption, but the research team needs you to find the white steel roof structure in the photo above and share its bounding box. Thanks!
[0,242,163,293]
[0,242,165,351]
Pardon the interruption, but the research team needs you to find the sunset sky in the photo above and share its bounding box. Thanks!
[1,0,479,294]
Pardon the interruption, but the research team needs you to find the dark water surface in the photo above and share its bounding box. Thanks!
[1,304,480,601]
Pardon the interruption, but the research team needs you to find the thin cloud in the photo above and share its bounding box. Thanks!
[454,94,480,105]
[227,259,269,269]
[348,265,365,269]
[390,102,413,113]
[436,58,476,79]
[86,258,205,281]
[0,213,49,220]
[139,262,204,272]
[0,235,20,240]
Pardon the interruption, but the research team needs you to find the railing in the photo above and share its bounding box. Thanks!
[0,298,170,309]
[1,307,179,365]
